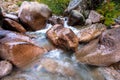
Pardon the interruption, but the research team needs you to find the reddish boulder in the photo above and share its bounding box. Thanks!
[47,24,79,51]
[18,1,52,31]
[77,23,106,42]
[0,30,45,68]
[76,27,120,66]
[2,18,26,33]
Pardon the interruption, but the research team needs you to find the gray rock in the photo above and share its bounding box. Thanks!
[0,61,13,78]
[67,10,85,26]
[88,10,104,24]
[18,1,52,31]
[65,0,103,15]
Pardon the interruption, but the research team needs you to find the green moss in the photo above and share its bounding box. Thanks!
[96,0,120,26]
[37,0,70,15]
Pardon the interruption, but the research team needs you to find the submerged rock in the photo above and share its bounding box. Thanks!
[2,18,26,33]
[0,61,13,78]
[67,10,85,26]
[77,23,106,42]
[47,24,79,51]
[18,1,52,31]
[0,30,45,68]
[76,27,120,66]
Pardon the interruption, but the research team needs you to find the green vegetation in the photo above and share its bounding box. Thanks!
[96,0,120,26]
[37,0,70,15]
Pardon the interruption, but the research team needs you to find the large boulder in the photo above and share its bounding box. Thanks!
[0,61,13,78]
[64,0,103,16]
[76,27,120,66]
[0,30,45,68]
[47,24,79,51]
[18,1,52,31]
[67,10,85,26]
[77,23,106,42]
[2,18,26,33]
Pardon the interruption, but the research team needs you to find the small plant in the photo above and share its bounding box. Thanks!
[96,0,120,26]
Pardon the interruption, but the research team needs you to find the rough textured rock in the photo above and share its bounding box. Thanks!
[48,16,64,26]
[67,10,85,26]
[64,0,103,16]
[0,61,13,78]
[18,1,52,31]
[2,18,26,33]
[88,10,104,24]
[77,23,106,42]
[0,30,45,68]
[76,27,120,66]
[47,24,79,51]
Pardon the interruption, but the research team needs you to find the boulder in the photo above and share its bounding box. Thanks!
[47,24,79,51]
[0,30,45,68]
[0,61,13,78]
[67,10,85,26]
[18,1,52,31]
[2,18,26,33]
[77,23,106,42]
[64,0,103,16]
[87,10,104,24]
[76,27,120,66]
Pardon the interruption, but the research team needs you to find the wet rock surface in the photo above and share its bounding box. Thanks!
[77,23,106,42]
[0,30,45,68]
[0,61,13,78]
[76,27,120,66]
[2,18,26,33]
[18,1,52,31]
[47,24,79,51]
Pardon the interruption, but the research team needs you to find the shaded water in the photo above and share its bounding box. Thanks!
[1,18,118,80]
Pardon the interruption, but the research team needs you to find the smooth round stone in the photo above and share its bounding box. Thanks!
[0,61,13,78]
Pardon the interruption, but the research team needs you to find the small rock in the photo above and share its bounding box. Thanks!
[67,10,85,26]
[114,16,120,24]
[18,1,52,31]
[2,18,26,33]
[76,27,120,66]
[48,16,64,26]
[0,30,45,68]
[77,23,106,42]
[88,10,104,24]
[0,61,13,78]
[85,19,92,25]
[47,24,79,51]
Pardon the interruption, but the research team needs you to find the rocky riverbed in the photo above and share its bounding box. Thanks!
[0,0,120,80]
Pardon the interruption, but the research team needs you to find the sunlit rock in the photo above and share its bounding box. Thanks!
[2,18,26,33]
[47,24,79,51]
[77,23,106,42]
[0,61,13,78]
[87,10,104,24]
[76,27,120,66]
[18,1,52,31]
[0,30,45,68]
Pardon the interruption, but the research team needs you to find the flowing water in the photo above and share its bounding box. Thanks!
[1,18,118,80]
